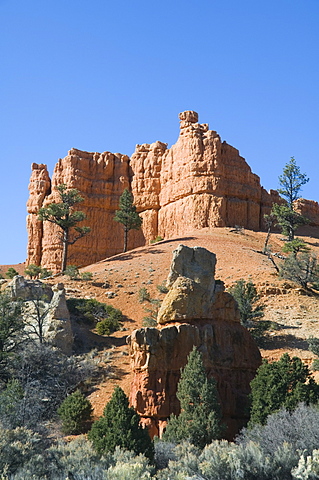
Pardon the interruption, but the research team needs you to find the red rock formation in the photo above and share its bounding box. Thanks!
[131,110,273,240]
[128,289,260,440]
[27,149,145,272]
[127,244,262,440]
[26,111,319,271]
[128,321,261,440]
[295,198,319,226]
[26,164,51,266]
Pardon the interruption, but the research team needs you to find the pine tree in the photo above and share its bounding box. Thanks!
[114,189,142,253]
[88,386,154,460]
[58,389,93,434]
[271,158,309,241]
[249,353,319,426]
[38,184,90,272]
[229,279,264,328]
[163,346,221,449]
[277,157,309,209]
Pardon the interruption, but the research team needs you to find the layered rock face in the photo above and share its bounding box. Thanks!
[27,149,145,271]
[27,111,319,271]
[127,245,262,440]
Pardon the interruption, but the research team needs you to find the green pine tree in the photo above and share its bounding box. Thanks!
[38,184,90,272]
[271,158,309,241]
[249,353,319,426]
[58,389,93,434]
[229,279,264,328]
[88,386,154,460]
[163,346,221,449]
[114,189,142,252]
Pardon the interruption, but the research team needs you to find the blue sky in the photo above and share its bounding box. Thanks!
[1,0,318,264]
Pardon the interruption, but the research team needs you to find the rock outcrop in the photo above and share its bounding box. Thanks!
[27,111,319,271]
[157,244,217,324]
[27,150,145,272]
[6,276,73,355]
[127,245,262,440]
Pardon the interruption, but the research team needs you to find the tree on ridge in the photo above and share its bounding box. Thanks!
[271,157,309,241]
[114,188,142,253]
[38,184,90,272]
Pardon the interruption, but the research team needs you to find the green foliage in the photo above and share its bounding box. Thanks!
[163,347,221,449]
[308,337,319,357]
[278,157,309,209]
[88,386,154,460]
[39,267,52,279]
[24,264,42,279]
[228,278,270,345]
[271,158,309,242]
[307,337,319,371]
[156,282,169,294]
[0,292,24,377]
[282,238,310,256]
[0,380,24,428]
[38,184,90,272]
[114,188,142,252]
[280,252,319,289]
[150,236,164,244]
[142,317,157,327]
[96,313,122,335]
[249,353,319,426]
[58,389,93,434]
[63,264,80,280]
[67,298,122,334]
[271,203,308,241]
[138,289,161,326]
[4,343,93,429]
[0,427,43,476]
[142,298,160,327]
[5,267,19,279]
[138,287,151,303]
[80,271,93,281]
[228,279,264,327]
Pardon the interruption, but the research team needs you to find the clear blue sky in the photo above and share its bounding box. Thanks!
[1,0,318,264]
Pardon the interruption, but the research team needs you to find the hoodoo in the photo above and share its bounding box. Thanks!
[127,245,262,439]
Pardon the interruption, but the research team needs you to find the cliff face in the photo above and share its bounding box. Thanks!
[26,111,319,271]
[27,149,145,272]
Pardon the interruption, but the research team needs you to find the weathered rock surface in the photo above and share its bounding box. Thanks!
[44,283,73,355]
[6,277,73,355]
[296,198,319,226]
[127,245,261,440]
[27,149,145,272]
[27,164,51,266]
[8,275,53,302]
[27,111,319,271]
[157,244,217,323]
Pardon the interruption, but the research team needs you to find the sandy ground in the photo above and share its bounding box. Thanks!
[2,226,319,416]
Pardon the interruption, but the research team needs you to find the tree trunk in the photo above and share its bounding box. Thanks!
[288,226,294,242]
[263,227,271,254]
[123,227,128,253]
[61,229,69,272]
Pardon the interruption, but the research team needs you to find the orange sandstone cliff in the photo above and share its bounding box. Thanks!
[26,111,319,271]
